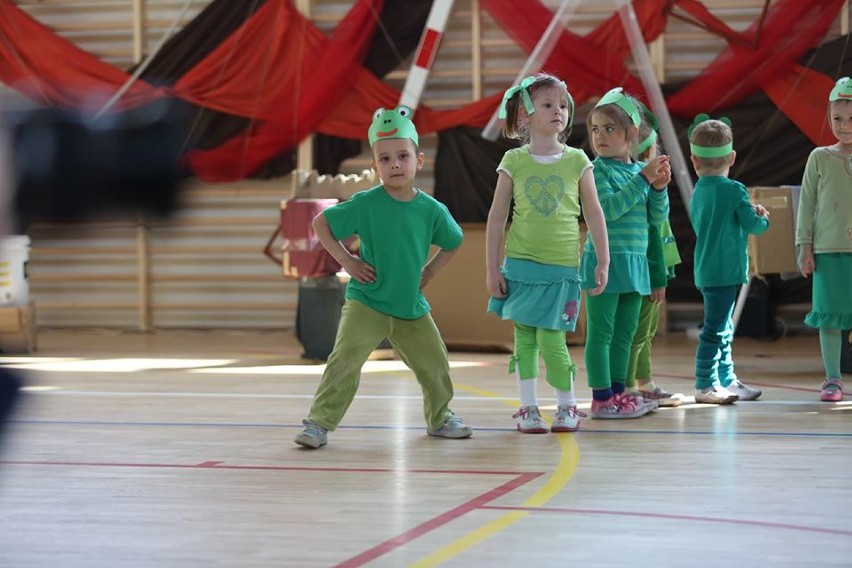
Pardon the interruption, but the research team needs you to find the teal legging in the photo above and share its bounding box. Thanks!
[820,328,842,379]
[585,292,643,390]
[626,296,660,389]
[511,323,576,391]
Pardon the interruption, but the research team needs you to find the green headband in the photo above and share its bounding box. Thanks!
[634,100,659,156]
[498,75,575,128]
[368,106,419,147]
[829,76,852,102]
[594,87,641,128]
[688,114,733,158]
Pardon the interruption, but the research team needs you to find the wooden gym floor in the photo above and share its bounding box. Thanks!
[1,329,851,567]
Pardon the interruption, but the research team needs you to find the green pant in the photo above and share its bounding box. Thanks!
[511,323,576,390]
[626,296,660,389]
[584,292,643,390]
[307,300,455,431]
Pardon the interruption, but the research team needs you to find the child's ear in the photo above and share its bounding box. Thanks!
[690,155,701,173]
[416,152,425,170]
[728,150,737,167]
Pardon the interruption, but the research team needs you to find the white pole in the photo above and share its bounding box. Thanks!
[481,0,581,140]
[399,0,456,113]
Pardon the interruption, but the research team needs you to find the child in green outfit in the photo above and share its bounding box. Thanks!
[294,106,473,448]
[625,106,684,406]
[688,115,769,404]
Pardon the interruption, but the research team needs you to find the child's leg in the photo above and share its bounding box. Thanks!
[695,286,737,390]
[819,327,843,379]
[513,323,541,406]
[610,292,643,393]
[584,293,619,399]
[306,301,390,430]
[627,297,659,388]
[536,328,576,403]
[387,312,455,431]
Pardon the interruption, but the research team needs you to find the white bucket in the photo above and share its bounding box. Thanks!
[0,235,30,307]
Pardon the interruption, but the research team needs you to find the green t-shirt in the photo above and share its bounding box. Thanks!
[690,176,769,288]
[499,146,592,267]
[323,186,463,319]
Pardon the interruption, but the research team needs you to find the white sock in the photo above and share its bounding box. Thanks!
[518,377,538,407]
[555,389,576,407]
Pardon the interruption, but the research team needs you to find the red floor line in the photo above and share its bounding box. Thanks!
[0,459,537,477]
[481,505,852,537]
[333,472,543,568]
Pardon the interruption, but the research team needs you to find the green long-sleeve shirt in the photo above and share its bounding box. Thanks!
[795,147,852,253]
[690,176,769,288]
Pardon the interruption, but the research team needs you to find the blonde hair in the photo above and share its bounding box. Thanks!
[502,74,573,143]
[689,119,733,171]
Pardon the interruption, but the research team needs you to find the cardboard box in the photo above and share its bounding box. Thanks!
[426,224,586,351]
[0,301,36,353]
[748,186,798,275]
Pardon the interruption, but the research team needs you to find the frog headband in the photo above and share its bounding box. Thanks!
[688,114,733,158]
[634,100,659,156]
[829,76,852,102]
[498,75,575,128]
[594,87,642,128]
[368,106,419,147]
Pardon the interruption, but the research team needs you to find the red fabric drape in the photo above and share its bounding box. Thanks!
[0,0,162,108]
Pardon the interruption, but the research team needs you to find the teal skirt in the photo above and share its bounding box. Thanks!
[487,257,581,331]
[805,253,852,329]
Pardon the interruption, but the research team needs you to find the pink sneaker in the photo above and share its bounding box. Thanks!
[819,379,844,402]
[512,406,548,433]
[590,393,650,419]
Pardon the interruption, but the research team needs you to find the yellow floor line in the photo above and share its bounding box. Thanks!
[411,382,581,567]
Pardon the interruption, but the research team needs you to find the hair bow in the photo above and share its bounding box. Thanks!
[498,76,536,119]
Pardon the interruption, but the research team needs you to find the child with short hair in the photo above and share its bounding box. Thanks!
[796,76,852,402]
[294,106,472,448]
[688,115,769,404]
[486,73,609,433]
[582,87,672,419]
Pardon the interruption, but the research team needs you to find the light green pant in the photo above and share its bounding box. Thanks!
[510,323,576,390]
[584,292,643,390]
[307,300,455,431]
[626,296,660,389]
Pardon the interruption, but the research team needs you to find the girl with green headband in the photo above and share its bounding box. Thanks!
[580,87,672,419]
[624,108,685,407]
[688,116,769,404]
[796,76,852,402]
[486,73,610,433]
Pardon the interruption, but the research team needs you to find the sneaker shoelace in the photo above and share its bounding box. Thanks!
[556,405,587,419]
[612,392,640,411]
[513,407,544,424]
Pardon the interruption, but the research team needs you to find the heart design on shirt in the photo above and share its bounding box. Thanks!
[524,175,564,217]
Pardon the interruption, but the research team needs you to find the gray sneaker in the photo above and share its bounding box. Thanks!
[294,420,328,448]
[427,413,473,439]
[727,380,762,401]
[694,386,738,405]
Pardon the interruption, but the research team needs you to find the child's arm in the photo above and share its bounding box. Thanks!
[734,191,770,236]
[796,151,818,278]
[421,248,458,290]
[312,213,376,284]
[485,171,513,298]
[579,168,609,296]
[595,157,666,222]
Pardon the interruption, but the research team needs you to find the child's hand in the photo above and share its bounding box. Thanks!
[420,266,435,290]
[798,245,815,278]
[487,267,508,298]
[641,155,670,190]
[588,262,609,296]
[753,204,770,218]
[650,287,666,303]
[342,256,376,284]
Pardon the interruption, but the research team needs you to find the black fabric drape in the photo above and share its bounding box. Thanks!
[314,1,434,174]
